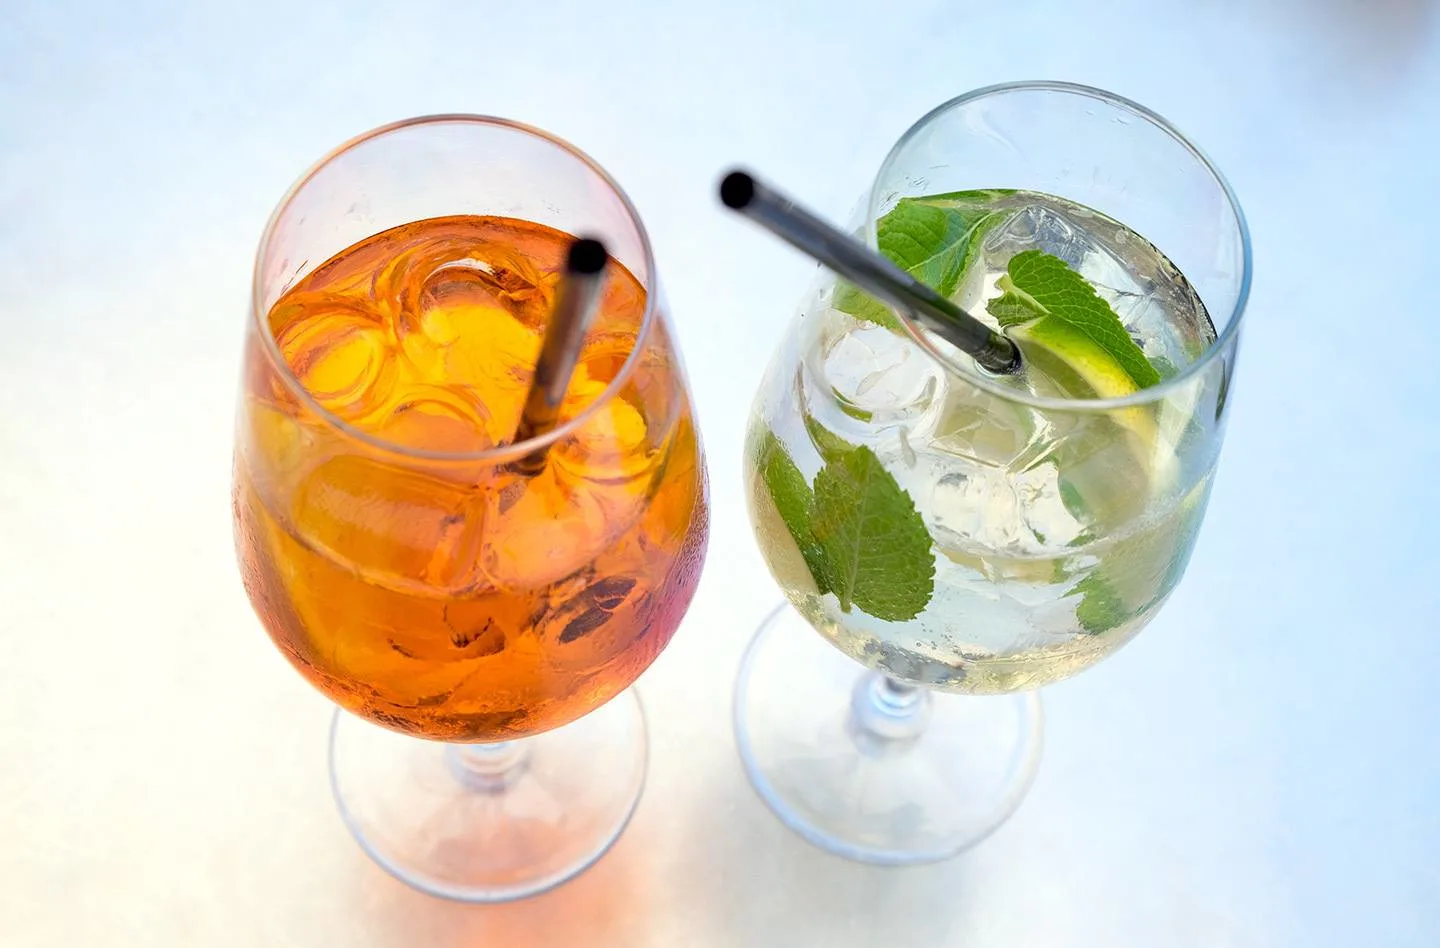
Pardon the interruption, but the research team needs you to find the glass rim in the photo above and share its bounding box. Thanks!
[866,80,1253,412]
[250,113,660,464]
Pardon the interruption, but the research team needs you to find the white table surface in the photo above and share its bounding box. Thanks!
[2,1,1437,945]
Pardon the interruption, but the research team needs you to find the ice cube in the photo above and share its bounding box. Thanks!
[985,194,1209,366]
[1049,416,1153,532]
[550,377,656,484]
[922,466,1027,552]
[419,251,557,330]
[812,322,941,426]
[272,292,396,421]
[379,234,560,333]
[982,197,1154,320]
[373,384,495,456]
[292,454,489,596]
[534,573,638,646]
[480,464,640,591]
[983,203,1093,270]
[1095,284,1163,330]
[927,381,1043,470]
[1012,463,1085,548]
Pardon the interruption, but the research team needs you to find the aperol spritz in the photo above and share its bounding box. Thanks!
[232,116,707,901]
[236,215,705,741]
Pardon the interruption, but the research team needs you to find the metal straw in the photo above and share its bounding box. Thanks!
[510,236,609,476]
[718,170,1020,375]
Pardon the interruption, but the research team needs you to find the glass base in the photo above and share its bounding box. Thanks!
[329,689,647,902]
[733,603,1044,865]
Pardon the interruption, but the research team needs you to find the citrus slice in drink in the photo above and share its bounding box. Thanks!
[1008,315,1157,443]
[1002,304,1206,633]
[1001,309,1187,527]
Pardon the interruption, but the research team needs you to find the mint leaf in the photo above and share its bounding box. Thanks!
[1214,357,1231,421]
[1058,479,1089,525]
[804,412,859,460]
[755,414,937,622]
[836,403,873,422]
[811,443,935,621]
[987,250,1162,389]
[1071,482,1212,634]
[834,275,901,330]
[834,191,1014,330]
[1074,573,1128,634]
[1153,356,1180,381]
[755,429,831,594]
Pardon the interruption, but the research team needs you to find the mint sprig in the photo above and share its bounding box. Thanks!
[834,190,1014,330]
[987,250,1161,390]
[755,422,935,622]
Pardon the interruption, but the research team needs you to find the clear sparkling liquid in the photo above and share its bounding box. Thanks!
[749,191,1220,693]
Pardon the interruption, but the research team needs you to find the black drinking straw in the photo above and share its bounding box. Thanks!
[719,170,1020,375]
[510,237,609,476]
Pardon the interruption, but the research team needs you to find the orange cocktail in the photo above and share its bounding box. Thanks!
[236,214,705,741]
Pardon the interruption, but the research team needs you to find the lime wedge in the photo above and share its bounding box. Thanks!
[1007,315,1157,446]
[984,250,1186,507]
[1003,313,1204,633]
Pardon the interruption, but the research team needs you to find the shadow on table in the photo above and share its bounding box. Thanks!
[353,828,652,948]
[671,757,993,946]
[349,755,995,947]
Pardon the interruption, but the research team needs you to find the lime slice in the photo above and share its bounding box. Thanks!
[997,281,1206,633]
[1008,316,1157,446]
[1006,318,1181,533]
[983,249,1176,501]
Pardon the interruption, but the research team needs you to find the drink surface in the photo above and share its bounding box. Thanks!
[235,216,706,740]
[747,190,1220,692]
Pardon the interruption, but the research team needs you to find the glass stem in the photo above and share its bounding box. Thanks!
[848,672,933,749]
[445,740,532,793]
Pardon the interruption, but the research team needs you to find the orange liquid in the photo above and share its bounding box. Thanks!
[234,216,707,741]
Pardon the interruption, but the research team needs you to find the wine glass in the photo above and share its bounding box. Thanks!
[233,116,708,901]
[735,81,1251,863]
